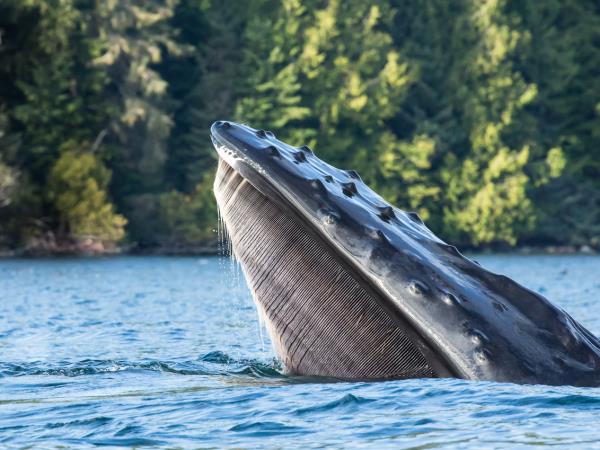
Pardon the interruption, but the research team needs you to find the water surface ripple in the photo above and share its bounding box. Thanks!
[2,255,600,448]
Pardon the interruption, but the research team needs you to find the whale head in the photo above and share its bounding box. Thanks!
[211,120,600,386]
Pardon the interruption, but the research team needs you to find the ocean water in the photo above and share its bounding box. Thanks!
[2,255,600,449]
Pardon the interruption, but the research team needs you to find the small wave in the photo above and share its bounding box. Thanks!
[46,417,113,429]
[511,394,600,408]
[0,352,284,379]
[199,350,283,377]
[294,393,374,415]
[86,438,167,447]
[229,421,305,436]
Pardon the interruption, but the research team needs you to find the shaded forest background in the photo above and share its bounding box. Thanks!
[0,0,599,254]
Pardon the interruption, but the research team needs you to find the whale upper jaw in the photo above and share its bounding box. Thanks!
[211,120,600,386]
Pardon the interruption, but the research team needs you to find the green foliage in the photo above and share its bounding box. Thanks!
[514,0,600,245]
[443,147,534,245]
[0,0,599,251]
[165,0,249,192]
[123,173,216,248]
[0,111,18,209]
[157,172,217,245]
[438,0,543,245]
[0,160,16,209]
[48,146,126,241]
[2,0,110,177]
[237,0,439,220]
[93,0,182,196]
[378,135,440,221]
[0,0,118,246]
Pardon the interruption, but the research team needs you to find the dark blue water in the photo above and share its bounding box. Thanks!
[2,255,600,448]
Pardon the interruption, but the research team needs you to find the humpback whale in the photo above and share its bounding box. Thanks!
[211,120,600,386]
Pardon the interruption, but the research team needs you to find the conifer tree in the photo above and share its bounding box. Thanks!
[93,0,182,196]
[92,0,191,244]
[237,0,437,218]
[166,0,251,193]
[439,0,561,245]
[516,0,600,246]
[1,0,108,175]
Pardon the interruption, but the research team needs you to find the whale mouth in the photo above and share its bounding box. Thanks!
[214,156,453,380]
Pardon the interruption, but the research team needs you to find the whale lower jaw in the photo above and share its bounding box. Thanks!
[215,159,454,380]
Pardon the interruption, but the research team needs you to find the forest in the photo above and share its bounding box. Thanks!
[0,0,599,254]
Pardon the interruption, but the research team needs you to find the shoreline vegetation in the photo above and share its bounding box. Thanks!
[0,239,596,258]
[1,1,599,254]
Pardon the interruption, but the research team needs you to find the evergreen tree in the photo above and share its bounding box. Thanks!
[93,0,182,197]
[92,0,193,244]
[2,0,110,178]
[438,0,562,245]
[237,0,436,217]
[388,0,469,230]
[165,0,250,193]
[516,0,600,246]
[235,0,311,142]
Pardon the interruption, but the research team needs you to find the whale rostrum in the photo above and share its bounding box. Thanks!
[211,120,600,386]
